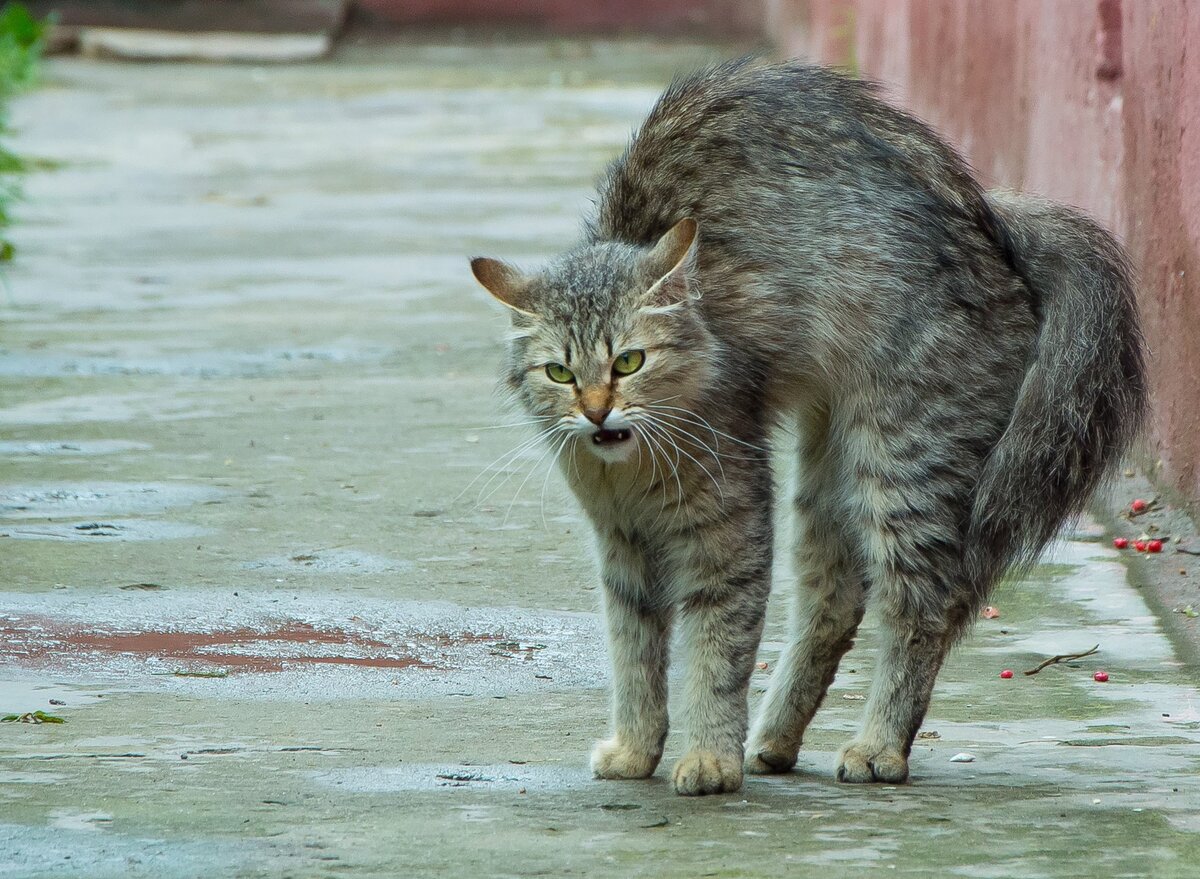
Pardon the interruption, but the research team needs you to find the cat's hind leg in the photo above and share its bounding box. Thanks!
[833,389,993,784]
[746,443,866,774]
[834,593,971,784]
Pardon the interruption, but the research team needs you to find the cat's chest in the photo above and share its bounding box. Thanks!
[569,466,673,531]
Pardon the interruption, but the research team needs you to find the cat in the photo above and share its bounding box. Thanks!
[469,58,1146,796]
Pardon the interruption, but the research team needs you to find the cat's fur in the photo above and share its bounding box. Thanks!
[470,59,1146,796]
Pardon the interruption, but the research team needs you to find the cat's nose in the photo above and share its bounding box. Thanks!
[583,406,612,426]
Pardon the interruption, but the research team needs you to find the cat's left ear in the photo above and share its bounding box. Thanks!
[470,257,537,317]
[642,218,698,308]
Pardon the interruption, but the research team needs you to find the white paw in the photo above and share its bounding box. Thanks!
[744,741,798,775]
[672,749,743,796]
[835,740,909,784]
[590,737,660,780]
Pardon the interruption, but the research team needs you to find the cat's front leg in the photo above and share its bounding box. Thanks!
[671,513,773,796]
[591,536,671,781]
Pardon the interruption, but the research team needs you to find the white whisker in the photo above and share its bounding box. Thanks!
[638,419,688,526]
[503,429,567,527]
[644,404,769,453]
[471,431,553,507]
[454,430,548,506]
[641,414,725,505]
[464,418,556,431]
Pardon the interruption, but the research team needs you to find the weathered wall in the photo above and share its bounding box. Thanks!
[356,0,763,35]
[769,0,1200,509]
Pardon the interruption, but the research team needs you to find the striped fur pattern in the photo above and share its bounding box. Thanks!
[470,59,1146,795]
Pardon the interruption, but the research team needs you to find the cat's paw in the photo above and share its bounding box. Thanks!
[672,749,743,796]
[835,740,909,784]
[744,742,798,775]
[590,737,660,780]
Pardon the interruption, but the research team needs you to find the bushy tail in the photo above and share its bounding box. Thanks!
[967,191,1148,586]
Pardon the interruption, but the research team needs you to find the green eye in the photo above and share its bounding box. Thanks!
[612,350,645,376]
[545,362,575,384]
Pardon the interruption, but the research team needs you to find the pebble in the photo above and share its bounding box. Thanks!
[949,753,976,763]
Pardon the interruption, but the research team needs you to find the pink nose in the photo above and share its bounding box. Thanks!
[583,407,611,426]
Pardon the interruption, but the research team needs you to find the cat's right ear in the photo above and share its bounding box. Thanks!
[470,257,537,317]
[642,218,698,308]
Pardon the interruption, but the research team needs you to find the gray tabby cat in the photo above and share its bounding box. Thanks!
[470,59,1145,796]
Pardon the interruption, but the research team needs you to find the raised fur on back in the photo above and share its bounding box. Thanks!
[471,58,1146,795]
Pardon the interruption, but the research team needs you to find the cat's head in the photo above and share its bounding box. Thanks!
[471,219,717,464]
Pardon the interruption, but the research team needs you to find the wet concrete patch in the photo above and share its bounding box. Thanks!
[0,822,270,879]
[0,343,384,379]
[2,520,209,542]
[0,440,151,457]
[244,549,413,574]
[0,680,106,715]
[0,482,220,542]
[311,761,592,794]
[0,392,218,426]
[1,615,435,676]
[0,483,221,519]
[0,593,605,700]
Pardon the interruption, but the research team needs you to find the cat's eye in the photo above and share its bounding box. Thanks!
[612,350,645,376]
[545,362,575,384]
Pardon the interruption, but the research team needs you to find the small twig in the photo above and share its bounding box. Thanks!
[1176,548,1200,557]
[1023,644,1100,676]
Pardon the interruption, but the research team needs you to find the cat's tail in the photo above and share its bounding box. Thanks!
[966,191,1147,589]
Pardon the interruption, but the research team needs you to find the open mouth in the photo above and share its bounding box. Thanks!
[592,428,632,446]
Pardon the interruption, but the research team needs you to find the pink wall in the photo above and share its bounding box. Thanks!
[770,0,1200,510]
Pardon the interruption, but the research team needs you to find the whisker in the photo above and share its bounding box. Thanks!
[641,412,769,464]
[644,411,729,486]
[642,415,725,505]
[634,421,674,519]
[636,428,666,512]
[539,434,572,532]
[469,431,553,506]
[502,430,566,527]
[644,404,769,453]
[638,419,688,526]
[464,419,555,431]
[454,430,548,506]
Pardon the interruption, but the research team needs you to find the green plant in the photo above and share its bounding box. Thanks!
[0,2,46,261]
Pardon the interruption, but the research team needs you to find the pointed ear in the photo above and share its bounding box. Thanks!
[642,218,698,307]
[470,257,536,316]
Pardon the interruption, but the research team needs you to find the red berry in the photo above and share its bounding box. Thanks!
[1113,537,1129,549]
[1131,498,1147,513]
[1134,540,1147,552]
[1148,539,1163,553]
[1000,669,1014,679]
[1093,671,1109,683]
